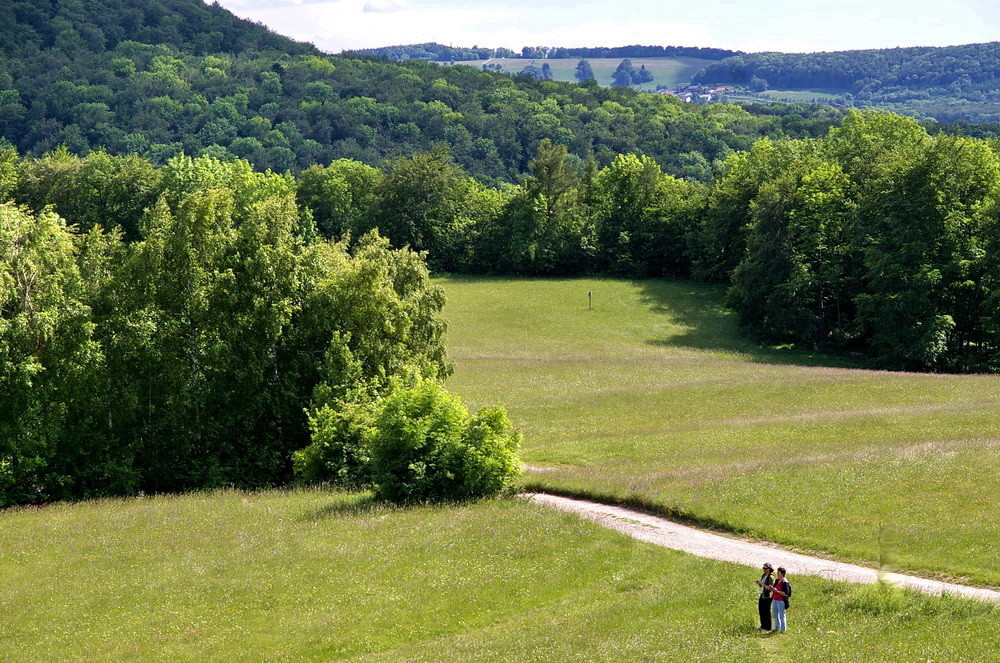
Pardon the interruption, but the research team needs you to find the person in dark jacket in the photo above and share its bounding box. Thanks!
[755,563,774,631]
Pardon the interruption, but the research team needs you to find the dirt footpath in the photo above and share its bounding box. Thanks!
[526,492,1000,603]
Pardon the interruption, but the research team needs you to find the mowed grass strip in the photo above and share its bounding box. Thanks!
[0,489,997,662]
[439,276,1000,586]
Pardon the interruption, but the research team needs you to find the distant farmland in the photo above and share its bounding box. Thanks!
[447,56,716,91]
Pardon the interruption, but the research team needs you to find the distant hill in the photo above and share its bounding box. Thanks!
[0,0,319,56]
[0,0,842,183]
[355,41,1000,122]
[347,43,741,62]
[692,42,1000,121]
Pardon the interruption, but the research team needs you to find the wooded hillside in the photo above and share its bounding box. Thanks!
[694,42,1000,121]
[0,0,842,183]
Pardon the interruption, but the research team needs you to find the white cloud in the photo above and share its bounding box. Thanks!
[213,0,1000,55]
[363,0,407,13]
[512,21,718,51]
[217,0,309,8]
[214,1,720,53]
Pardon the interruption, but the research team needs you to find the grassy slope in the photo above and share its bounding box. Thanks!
[439,277,1000,587]
[3,276,999,661]
[449,57,714,91]
[1,490,996,662]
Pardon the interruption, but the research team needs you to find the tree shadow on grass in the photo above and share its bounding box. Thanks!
[300,492,499,521]
[300,493,385,521]
[636,279,858,370]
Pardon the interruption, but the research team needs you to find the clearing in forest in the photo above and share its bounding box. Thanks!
[440,276,1000,587]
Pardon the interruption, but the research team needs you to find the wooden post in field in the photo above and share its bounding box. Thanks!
[588,291,592,310]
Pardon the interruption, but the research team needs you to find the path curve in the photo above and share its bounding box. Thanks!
[526,493,1000,604]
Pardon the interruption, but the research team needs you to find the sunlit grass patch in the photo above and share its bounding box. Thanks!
[0,489,996,661]
[440,276,1000,586]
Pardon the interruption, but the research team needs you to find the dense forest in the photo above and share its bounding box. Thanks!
[694,42,1000,122]
[295,113,1000,375]
[0,148,525,507]
[345,43,518,62]
[1,0,319,56]
[350,43,740,62]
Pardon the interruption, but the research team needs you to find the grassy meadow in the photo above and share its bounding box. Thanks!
[1,489,997,662]
[439,277,1000,587]
[755,89,844,102]
[3,275,1000,661]
[449,57,715,91]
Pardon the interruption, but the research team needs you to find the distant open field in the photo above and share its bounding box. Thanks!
[2,489,997,661]
[440,277,1000,588]
[448,56,715,91]
[721,89,845,106]
[756,89,843,102]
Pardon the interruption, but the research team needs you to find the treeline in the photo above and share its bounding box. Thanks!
[693,42,1000,121]
[293,142,700,277]
[0,148,523,507]
[15,111,993,374]
[704,112,1000,371]
[294,112,1000,373]
[348,43,740,63]
[345,43,518,62]
[533,45,741,61]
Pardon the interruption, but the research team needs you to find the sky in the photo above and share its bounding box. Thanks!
[213,0,1000,55]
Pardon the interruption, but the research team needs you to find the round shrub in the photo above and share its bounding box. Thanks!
[293,401,377,488]
[370,380,521,503]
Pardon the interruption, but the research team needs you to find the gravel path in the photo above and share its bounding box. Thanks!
[527,492,1000,603]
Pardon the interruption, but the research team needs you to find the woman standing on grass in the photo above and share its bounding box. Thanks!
[770,567,790,633]
[755,563,774,631]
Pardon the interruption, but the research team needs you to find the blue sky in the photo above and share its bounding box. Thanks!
[215,0,1000,54]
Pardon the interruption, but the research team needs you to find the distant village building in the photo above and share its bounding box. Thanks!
[654,85,726,102]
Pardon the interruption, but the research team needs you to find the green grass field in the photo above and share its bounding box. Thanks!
[721,89,845,107]
[439,277,1000,587]
[449,57,715,91]
[756,89,844,102]
[3,275,1000,661]
[1,489,996,661]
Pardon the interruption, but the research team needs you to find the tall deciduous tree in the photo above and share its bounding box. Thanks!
[691,138,817,282]
[369,149,476,266]
[487,139,594,274]
[595,153,697,275]
[729,159,853,344]
[297,159,382,239]
[611,59,636,87]
[575,59,595,83]
[0,204,104,505]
